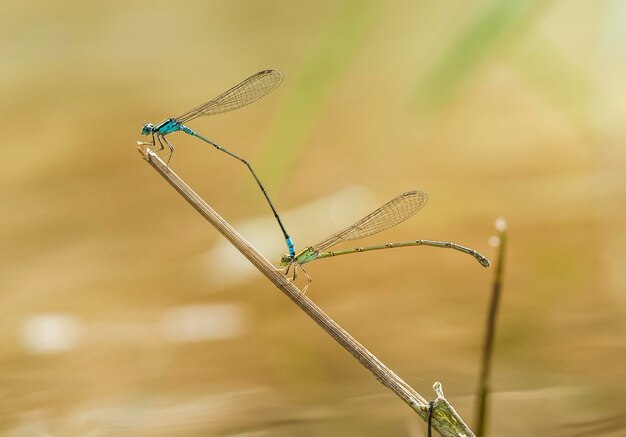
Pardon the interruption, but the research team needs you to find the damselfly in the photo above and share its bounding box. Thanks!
[279,191,490,291]
[140,70,295,257]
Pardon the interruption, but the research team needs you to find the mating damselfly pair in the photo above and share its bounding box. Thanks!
[140,70,490,291]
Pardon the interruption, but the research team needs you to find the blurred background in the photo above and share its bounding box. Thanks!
[2,0,626,435]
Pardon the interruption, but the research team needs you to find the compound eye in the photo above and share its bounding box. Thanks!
[141,124,153,135]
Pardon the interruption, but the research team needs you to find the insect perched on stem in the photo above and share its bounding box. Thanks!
[279,190,490,292]
[139,70,295,258]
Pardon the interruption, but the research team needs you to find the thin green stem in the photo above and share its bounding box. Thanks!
[475,218,507,436]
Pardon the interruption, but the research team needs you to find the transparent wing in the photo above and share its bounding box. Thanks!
[175,70,283,123]
[311,191,429,253]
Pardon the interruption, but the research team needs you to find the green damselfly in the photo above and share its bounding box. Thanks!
[279,190,490,290]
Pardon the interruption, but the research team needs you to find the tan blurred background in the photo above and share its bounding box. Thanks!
[2,1,626,435]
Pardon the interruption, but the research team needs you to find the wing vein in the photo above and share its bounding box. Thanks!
[311,191,429,253]
[175,70,283,123]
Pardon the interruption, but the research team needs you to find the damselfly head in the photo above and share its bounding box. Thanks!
[279,254,293,266]
[141,123,154,135]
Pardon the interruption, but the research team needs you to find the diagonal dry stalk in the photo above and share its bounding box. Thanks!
[138,145,476,437]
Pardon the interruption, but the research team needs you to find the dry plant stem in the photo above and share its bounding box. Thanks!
[138,146,475,437]
[474,221,507,437]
